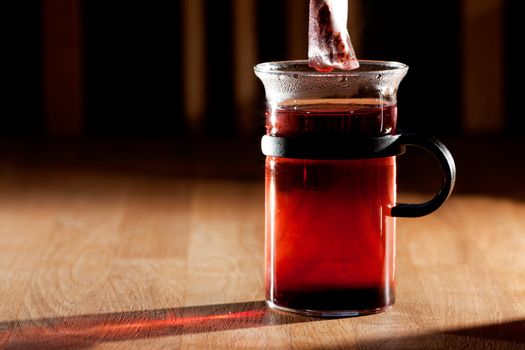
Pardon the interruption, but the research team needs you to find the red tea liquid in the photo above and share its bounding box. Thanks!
[265,99,397,313]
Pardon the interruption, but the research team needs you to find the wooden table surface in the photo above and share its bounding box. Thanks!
[0,142,524,349]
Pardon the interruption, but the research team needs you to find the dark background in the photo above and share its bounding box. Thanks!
[4,0,522,138]
[1,0,524,195]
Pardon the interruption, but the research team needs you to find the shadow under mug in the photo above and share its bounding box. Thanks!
[255,60,456,317]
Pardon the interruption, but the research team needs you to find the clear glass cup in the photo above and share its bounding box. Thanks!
[255,60,456,317]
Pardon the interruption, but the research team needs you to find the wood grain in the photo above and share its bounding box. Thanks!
[0,165,524,349]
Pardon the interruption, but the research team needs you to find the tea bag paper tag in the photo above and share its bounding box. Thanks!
[308,0,359,72]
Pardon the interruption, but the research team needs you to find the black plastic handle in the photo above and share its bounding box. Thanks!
[391,134,456,218]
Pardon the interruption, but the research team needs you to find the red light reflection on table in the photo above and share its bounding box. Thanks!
[0,301,315,349]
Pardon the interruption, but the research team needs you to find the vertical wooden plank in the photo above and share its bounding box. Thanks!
[233,0,259,136]
[42,0,84,137]
[182,0,207,132]
[287,0,308,60]
[462,0,504,134]
[348,0,363,57]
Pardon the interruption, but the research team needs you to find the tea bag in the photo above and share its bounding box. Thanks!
[308,0,359,72]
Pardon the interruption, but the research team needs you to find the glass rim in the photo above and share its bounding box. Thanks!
[254,59,408,77]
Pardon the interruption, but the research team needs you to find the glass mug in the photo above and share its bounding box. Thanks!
[254,60,456,317]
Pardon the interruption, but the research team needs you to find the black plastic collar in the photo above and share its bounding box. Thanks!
[261,134,405,160]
